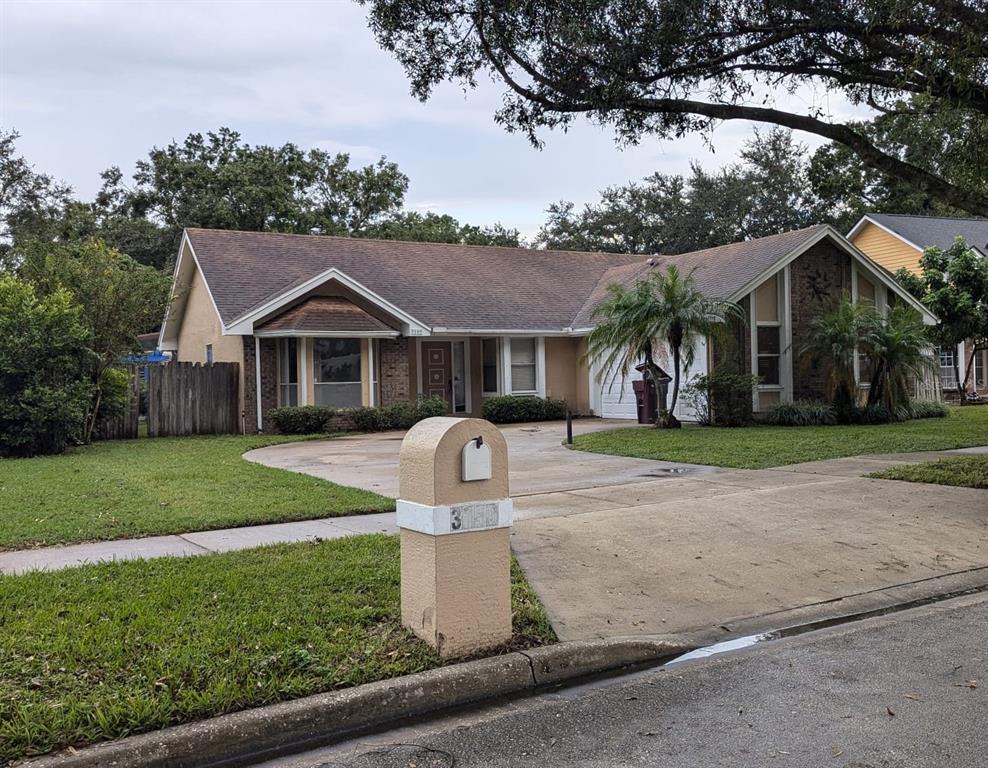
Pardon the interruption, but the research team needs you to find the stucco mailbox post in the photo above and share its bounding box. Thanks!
[397,417,512,657]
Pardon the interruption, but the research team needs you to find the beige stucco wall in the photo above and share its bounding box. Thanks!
[851,222,922,275]
[176,265,245,416]
[545,337,590,413]
[176,268,243,366]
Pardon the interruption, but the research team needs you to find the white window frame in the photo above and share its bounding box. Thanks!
[481,337,501,397]
[312,337,363,409]
[501,336,546,397]
[277,337,299,407]
[938,345,958,389]
[750,270,790,411]
[851,267,886,386]
[975,348,986,389]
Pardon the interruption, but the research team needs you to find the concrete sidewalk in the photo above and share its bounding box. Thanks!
[0,513,397,576]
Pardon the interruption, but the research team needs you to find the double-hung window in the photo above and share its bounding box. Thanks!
[277,338,299,406]
[976,349,986,389]
[754,274,782,408]
[510,337,537,393]
[938,346,958,389]
[482,337,500,395]
[856,273,876,384]
[314,338,362,408]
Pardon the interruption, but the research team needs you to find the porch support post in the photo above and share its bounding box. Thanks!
[298,336,308,406]
[368,338,376,407]
[254,336,263,432]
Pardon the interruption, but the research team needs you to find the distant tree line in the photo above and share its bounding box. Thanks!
[0,127,522,272]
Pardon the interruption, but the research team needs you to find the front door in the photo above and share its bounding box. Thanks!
[422,341,453,412]
[421,341,467,413]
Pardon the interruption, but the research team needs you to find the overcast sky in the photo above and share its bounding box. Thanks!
[1,0,868,238]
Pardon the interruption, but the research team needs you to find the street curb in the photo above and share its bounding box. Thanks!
[21,636,691,768]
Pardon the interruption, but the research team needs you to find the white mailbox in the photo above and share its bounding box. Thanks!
[462,436,492,481]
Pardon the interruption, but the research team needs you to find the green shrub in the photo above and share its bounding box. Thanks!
[482,395,568,424]
[851,403,896,424]
[268,405,336,434]
[682,369,758,427]
[765,400,838,427]
[908,400,949,419]
[346,396,448,432]
[0,276,92,457]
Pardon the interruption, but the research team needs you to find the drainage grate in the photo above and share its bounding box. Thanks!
[639,467,693,477]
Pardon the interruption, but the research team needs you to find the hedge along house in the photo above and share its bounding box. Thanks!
[158,226,935,432]
[848,214,988,399]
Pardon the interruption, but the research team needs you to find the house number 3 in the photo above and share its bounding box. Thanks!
[450,509,462,530]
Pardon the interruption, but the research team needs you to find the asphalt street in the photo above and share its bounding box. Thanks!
[258,592,988,768]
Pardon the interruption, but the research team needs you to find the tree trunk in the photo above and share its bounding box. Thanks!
[954,353,965,401]
[960,345,977,398]
[662,344,682,429]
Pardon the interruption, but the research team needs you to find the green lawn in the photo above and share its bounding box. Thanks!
[0,434,393,551]
[0,535,555,763]
[573,407,988,469]
[869,454,988,489]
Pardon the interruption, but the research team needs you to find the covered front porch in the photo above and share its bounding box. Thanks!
[244,296,593,432]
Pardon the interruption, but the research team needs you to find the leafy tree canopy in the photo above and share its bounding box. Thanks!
[809,97,988,231]
[361,210,521,246]
[895,237,988,394]
[0,274,92,457]
[19,239,172,441]
[539,128,820,254]
[2,128,523,269]
[362,0,988,215]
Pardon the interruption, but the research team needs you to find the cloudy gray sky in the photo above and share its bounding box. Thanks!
[1,0,866,237]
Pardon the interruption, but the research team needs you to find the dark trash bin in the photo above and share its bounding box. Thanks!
[633,364,671,424]
[632,379,656,424]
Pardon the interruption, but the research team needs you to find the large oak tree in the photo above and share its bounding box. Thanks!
[361,0,988,216]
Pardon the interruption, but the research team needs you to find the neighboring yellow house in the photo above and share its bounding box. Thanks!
[159,225,935,433]
[848,214,988,399]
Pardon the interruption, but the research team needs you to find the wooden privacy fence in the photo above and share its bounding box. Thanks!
[147,362,240,437]
[95,366,141,440]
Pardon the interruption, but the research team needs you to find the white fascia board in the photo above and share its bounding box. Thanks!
[253,330,400,338]
[224,267,430,337]
[187,237,227,334]
[159,230,223,350]
[727,226,834,303]
[728,226,938,326]
[436,328,589,336]
[846,215,924,254]
[157,232,188,350]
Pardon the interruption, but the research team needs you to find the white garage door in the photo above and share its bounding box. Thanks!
[597,366,641,419]
[594,338,708,422]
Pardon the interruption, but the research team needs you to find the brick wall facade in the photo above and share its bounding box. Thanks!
[379,337,412,406]
[789,241,853,401]
[243,337,279,432]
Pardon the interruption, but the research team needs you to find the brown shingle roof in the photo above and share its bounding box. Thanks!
[255,297,397,335]
[187,229,641,331]
[572,225,828,327]
[186,225,831,332]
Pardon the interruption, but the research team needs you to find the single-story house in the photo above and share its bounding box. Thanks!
[159,224,935,432]
[848,214,988,398]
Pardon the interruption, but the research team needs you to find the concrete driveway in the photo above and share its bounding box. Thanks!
[245,420,717,501]
[248,423,988,644]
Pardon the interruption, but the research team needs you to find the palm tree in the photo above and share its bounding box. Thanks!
[799,293,874,422]
[586,265,743,428]
[863,304,933,416]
